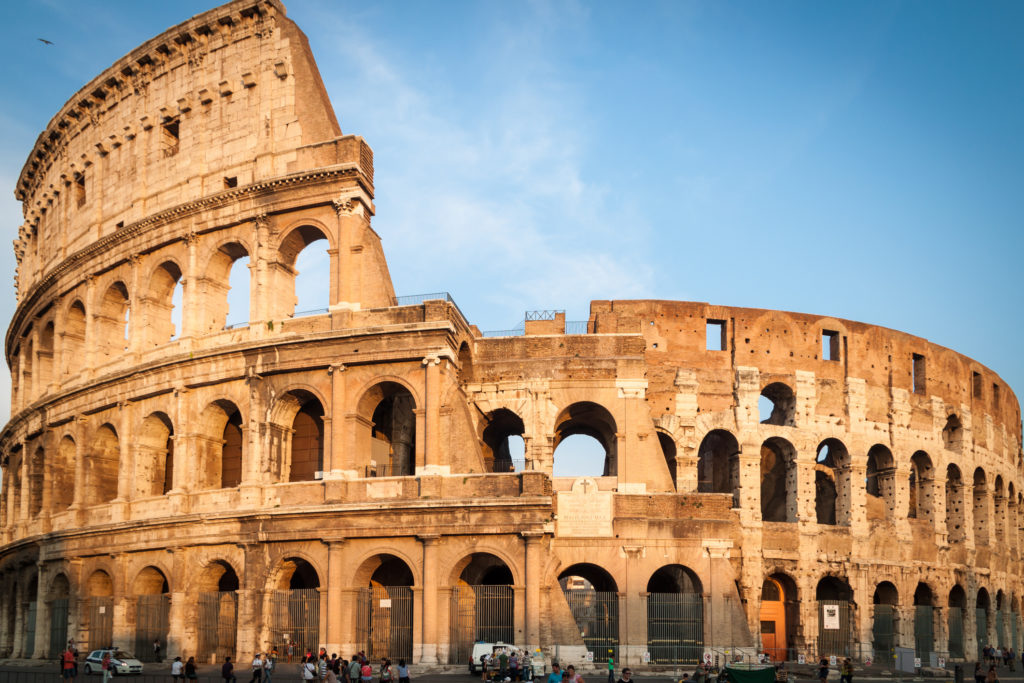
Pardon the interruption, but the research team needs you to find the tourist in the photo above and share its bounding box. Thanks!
[509,651,520,682]
[349,655,362,683]
[101,652,113,683]
[840,658,853,683]
[360,658,373,683]
[615,667,633,683]
[986,665,999,683]
[499,649,509,677]
[380,657,393,683]
[818,657,829,683]
[171,656,185,680]
[567,664,584,683]
[975,662,986,683]
[287,643,295,664]
[186,656,198,680]
[548,662,563,683]
[153,638,163,663]
[302,655,317,681]
[250,652,264,682]
[397,658,410,683]
[264,653,275,683]
[223,656,237,683]
[62,645,77,680]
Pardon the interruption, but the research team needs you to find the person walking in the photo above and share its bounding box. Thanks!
[171,656,185,680]
[548,662,563,683]
[101,652,113,683]
[818,658,829,683]
[840,658,853,683]
[250,652,264,683]
[186,656,198,680]
[62,645,77,680]
[153,638,162,663]
[263,652,275,683]
[615,667,633,683]
[349,655,362,683]
[222,656,238,683]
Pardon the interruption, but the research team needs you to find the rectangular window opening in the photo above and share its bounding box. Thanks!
[972,372,983,399]
[74,173,85,207]
[162,119,180,157]
[993,383,1000,410]
[912,353,926,394]
[224,176,238,189]
[822,330,840,361]
[706,319,726,351]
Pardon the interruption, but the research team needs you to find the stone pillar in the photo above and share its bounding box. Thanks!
[180,232,201,338]
[32,563,48,659]
[962,483,976,550]
[115,402,133,503]
[420,355,443,474]
[83,275,97,375]
[795,456,816,523]
[964,601,977,661]
[12,579,24,658]
[934,605,947,659]
[522,532,543,652]
[236,588,259,662]
[420,535,441,663]
[126,254,142,358]
[325,541,345,654]
[252,214,271,327]
[329,365,347,474]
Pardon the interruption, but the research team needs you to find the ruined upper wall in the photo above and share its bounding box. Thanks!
[587,299,1022,449]
[12,0,349,299]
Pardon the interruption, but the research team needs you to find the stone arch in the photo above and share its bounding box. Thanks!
[948,584,967,659]
[481,408,525,474]
[816,439,851,525]
[357,380,417,477]
[196,399,244,490]
[994,475,1007,545]
[143,260,183,347]
[761,437,797,522]
[450,551,517,587]
[696,429,740,506]
[96,281,130,362]
[457,340,473,384]
[132,565,171,595]
[558,562,619,593]
[865,444,896,520]
[874,581,899,605]
[204,240,251,331]
[559,563,620,660]
[817,576,854,656]
[449,552,516,655]
[61,299,87,377]
[647,564,703,593]
[276,223,332,318]
[760,382,796,426]
[872,581,899,658]
[49,573,70,600]
[973,467,990,546]
[908,451,934,523]
[946,464,966,543]
[37,321,54,393]
[553,401,618,477]
[351,552,419,588]
[656,429,678,490]
[268,389,325,482]
[130,565,170,662]
[135,412,175,498]
[646,564,705,663]
[270,555,322,591]
[943,414,963,451]
[87,424,119,504]
[51,435,77,513]
[27,445,45,518]
[195,559,241,593]
[85,569,113,598]
[194,559,240,662]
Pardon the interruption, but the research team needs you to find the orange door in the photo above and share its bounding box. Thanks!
[760,599,787,660]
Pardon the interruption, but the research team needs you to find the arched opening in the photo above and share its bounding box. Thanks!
[48,574,71,658]
[657,431,678,490]
[481,408,526,473]
[280,225,330,317]
[87,425,120,505]
[457,341,473,384]
[136,413,174,497]
[85,570,114,652]
[559,564,619,662]
[976,588,991,659]
[993,476,1007,545]
[816,439,850,525]
[816,576,854,656]
[759,383,795,426]
[973,468,989,546]
[62,301,86,378]
[914,583,935,660]
[6,453,22,527]
[948,585,966,659]
[1008,484,1018,554]
[52,436,76,513]
[995,590,1008,653]
[647,565,703,664]
[20,338,33,407]
[553,402,617,477]
[289,396,324,482]
[24,575,38,657]
[946,465,965,543]
[365,382,415,477]
[696,430,740,507]
[943,414,963,451]
[760,437,797,522]
[270,558,321,658]
[196,400,244,490]
[865,444,896,521]
[27,446,45,518]
[131,566,170,662]
[449,553,514,664]
[908,451,934,523]
[356,555,415,661]
[872,581,899,661]
[205,242,251,330]
[96,281,130,362]
[196,561,239,662]
[759,573,798,662]
[37,322,54,393]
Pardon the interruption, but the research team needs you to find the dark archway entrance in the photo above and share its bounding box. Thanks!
[559,564,619,661]
[357,555,415,661]
[449,554,514,664]
[817,577,854,657]
[271,558,321,658]
[647,565,703,664]
[197,561,239,663]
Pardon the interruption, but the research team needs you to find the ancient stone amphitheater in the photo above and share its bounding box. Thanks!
[1,0,1021,670]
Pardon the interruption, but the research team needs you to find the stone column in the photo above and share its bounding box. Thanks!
[964,601,978,661]
[83,275,97,376]
[180,232,201,339]
[522,532,543,652]
[251,214,271,328]
[111,402,133,523]
[962,483,976,550]
[325,541,345,654]
[420,535,441,663]
[421,355,443,474]
[328,365,347,474]
[32,563,49,659]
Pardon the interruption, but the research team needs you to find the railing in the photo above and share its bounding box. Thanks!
[223,321,249,330]
[481,326,525,337]
[292,307,329,318]
[393,291,468,323]
[364,463,411,478]
[565,320,593,335]
[525,309,564,321]
[487,459,526,473]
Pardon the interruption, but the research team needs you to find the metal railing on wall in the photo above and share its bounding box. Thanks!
[394,291,469,323]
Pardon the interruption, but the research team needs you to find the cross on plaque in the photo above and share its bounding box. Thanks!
[578,479,592,494]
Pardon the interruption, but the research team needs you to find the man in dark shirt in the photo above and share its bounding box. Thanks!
[223,656,237,682]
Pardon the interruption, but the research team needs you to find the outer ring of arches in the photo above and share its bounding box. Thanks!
[274,217,338,255]
[263,546,326,592]
[353,374,423,418]
[348,546,422,588]
[443,544,523,587]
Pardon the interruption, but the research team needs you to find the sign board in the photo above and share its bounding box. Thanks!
[863,658,872,667]
[703,653,713,665]
[830,656,837,667]
[914,658,921,669]
[757,654,766,664]
[797,655,806,665]
[379,599,392,608]
[822,604,841,630]
[643,652,651,664]
[98,606,106,614]
[938,658,946,668]
[585,652,594,663]
[556,478,614,537]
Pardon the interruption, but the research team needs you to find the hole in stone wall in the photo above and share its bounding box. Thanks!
[912,353,926,394]
[162,119,180,157]
[973,372,983,399]
[822,330,839,361]
[760,383,795,426]
[706,319,726,351]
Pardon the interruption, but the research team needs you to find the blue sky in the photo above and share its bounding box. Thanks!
[0,0,1021,443]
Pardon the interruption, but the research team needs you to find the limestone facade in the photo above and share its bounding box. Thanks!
[1,0,1022,668]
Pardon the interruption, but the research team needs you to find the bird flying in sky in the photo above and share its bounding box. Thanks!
[37,38,54,45]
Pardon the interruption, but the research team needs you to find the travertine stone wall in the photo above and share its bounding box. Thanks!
[1,0,1022,670]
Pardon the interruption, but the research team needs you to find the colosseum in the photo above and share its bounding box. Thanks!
[0,0,1021,671]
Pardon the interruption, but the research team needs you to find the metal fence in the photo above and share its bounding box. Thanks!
[976,608,988,657]
[270,588,320,659]
[996,609,1006,648]
[48,598,69,658]
[355,586,413,661]
[872,605,895,661]
[197,591,237,663]
[647,593,703,664]
[449,585,514,664]
[488,459,526,473]
[915,605,934,659]
[24,602,36,659]
[817,601,853,657]
[134,594,170,662]
[563,588,618,661]
[87,597,113,651]
[949,608,965,659]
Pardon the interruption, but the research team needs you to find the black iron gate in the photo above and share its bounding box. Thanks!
[948,608,964,659]
[872,605,895,661]
[647,593,703,664]
[356,586,413,661]
[134,594,170,662]
[270,588,320,658]
[198,591,237,662]
[818,601,853,657]
[449,585,514,664]
[996,610,1006,650]
[563,589,618,661]
[25,601,37,657]
[87,597,113,651]
[976,608,988,658]
[914,606,934,660]
[49,598,69,658]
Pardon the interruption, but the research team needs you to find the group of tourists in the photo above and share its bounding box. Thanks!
[272,648,412,683]
[980,645,1017,670]
[480,646,535,681]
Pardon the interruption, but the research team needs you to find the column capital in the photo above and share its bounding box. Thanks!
[418,534,441,545]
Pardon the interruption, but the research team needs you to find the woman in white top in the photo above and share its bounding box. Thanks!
[302,655,317,681]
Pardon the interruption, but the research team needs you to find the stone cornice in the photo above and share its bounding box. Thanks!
[16,0,284,203]
[6,164,367,358]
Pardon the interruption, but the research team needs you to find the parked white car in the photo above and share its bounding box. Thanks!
[83,649,144,676]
